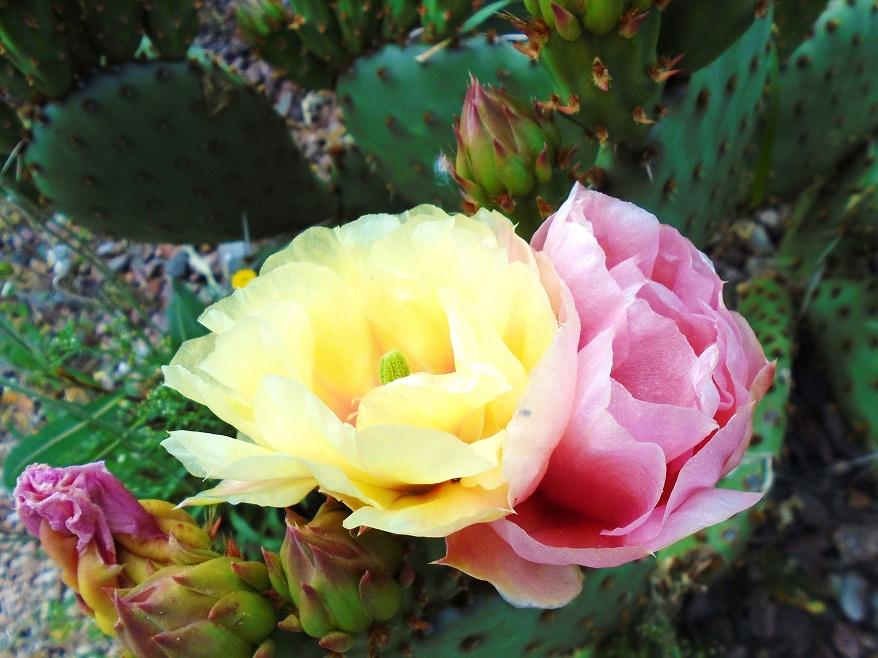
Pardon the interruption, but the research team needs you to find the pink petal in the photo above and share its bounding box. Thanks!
[611,299,702,407]
[663,402,756,519]
[503,261,581,506]
[490,503,652,568]
[608,381,718,462]
[533,210,633,346]
[554,185,660,273]
[541,409,666,529]
[440,524,582,608]
[649,225,721,311]
[643,488,763,552]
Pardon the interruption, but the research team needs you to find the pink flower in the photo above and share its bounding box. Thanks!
[442,184,774,608]
[15,462,162,561]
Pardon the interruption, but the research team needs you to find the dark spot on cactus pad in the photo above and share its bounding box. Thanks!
[112,135,131,150]
[525,640,544,654]
[119,85,135,99]
[459,635,484,651]
[726,74,738,93]
[539,609,557,624]
[796,54,811,69]
[696,88,710,108]
[155,119,171,133]
[82,99,97,112]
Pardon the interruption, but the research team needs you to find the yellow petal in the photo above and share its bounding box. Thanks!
[181,477,316,507]
[343,481,510,538]
[353,424,497,485]
[355,368,510,441]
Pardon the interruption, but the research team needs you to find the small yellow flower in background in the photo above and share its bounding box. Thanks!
[162,206,579,539]
[230,268,257,289]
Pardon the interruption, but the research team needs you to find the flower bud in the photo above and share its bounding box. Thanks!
[113,557,277,658]
[275,500,405,649]
[14,462,213,635]
[453,77,570,232]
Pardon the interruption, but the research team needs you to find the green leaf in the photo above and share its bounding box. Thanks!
[2,390,127,489]
[167,279,207,349]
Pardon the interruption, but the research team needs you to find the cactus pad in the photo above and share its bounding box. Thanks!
[768,0,878,199]
[337,36,558,208]
[600,12,773,246]
[25,59,336,243]
[805,278,878,443]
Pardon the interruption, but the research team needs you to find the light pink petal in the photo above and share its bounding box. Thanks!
[608,381,718,462]
[554,185,660,273]
[611,299,702,407]
[440,524,583,608]
[730,310,773,396]
[663,402,756,518]
[643,488,763,552]
[650,225,721,311]
[504,262,580,506]
[534,210,633,346]
[637,281,718,356]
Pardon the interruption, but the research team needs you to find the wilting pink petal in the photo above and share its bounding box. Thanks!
[15,462,161,561]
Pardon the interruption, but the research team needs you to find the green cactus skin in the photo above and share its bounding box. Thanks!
[772,0,829,62]
[536,8,664,145]
[382,0,420,42]
[657,0,762,74]
[805,278,878,443]
[330,144,411,219]
[337,35,561,208]
[50,0,99,73]
[736,274,796,458]
[777,141,878,286]
[0,50,37,101]
[420,0,478,42]
[0,0,74,98]
[767,0,878,200]
[144,0,199,59]
[598,11,773,246]
[24,59,338,243]
[0,99,23,154]
[77,0,145,62]
[235,0,337,91]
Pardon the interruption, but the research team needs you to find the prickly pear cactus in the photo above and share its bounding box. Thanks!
[657,0,764,74]
[738,274,796,456]
[599,12,773,246]
[805,278,878,443]
[521,1,666,145]
[777,141,878,285]
[337,35,562,207]
[772,0,830,62]
[25,59,337,243]
[768,0,878,199]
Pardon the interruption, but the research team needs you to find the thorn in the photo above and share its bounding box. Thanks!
[632,106,656,125]
[649,54,685,83]
[618,9,649,38]
[592,57,611,91]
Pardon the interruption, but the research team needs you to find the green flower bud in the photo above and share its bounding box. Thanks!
[276,500,405,648]
[453,77,571,232]
[113,557,277,658]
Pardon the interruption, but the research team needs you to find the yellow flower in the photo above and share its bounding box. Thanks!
[231,268,257,289]
[162,206,579,538]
